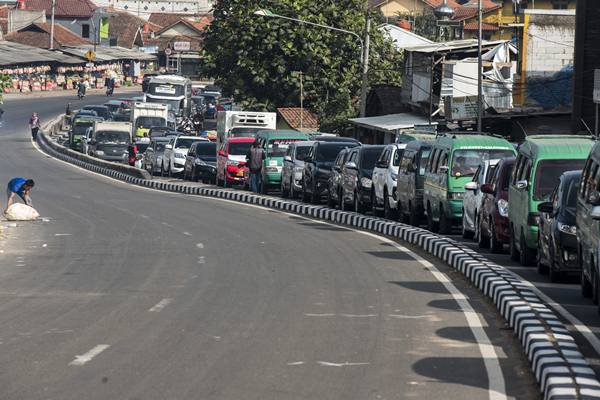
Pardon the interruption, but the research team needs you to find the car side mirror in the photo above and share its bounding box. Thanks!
[592,205,600,220]
[515,180,528,190]
[165,144,173,150]
[439,165,449,173]
[345,161,358,170]
[464,182,478,191]
[537,202,554,214]
[480,183,494,194]
[589,191,600,206]
[284,155,292,162]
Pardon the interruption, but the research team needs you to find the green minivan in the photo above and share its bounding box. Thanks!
[256,130,309,194]
[577,141,600,304]
[423,133,516,234]
[509,135,593,266]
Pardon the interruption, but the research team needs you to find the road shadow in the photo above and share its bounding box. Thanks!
[389,281,449,294]
[428,298,461,312]
[436,326,478,344]
[366,251,414,261]
[413,356,489,391]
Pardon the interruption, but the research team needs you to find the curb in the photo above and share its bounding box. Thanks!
[37,122,600,400]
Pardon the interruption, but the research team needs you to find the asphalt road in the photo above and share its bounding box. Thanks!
[0,91,539,399]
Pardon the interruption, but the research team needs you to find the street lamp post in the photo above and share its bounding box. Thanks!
[253,9,369,117]
[476,0,483,132]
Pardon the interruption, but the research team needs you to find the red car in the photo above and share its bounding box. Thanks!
[478,157,515,253]
[216,137,254,187]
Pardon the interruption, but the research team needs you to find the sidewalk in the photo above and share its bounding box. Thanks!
[2,86,140,101]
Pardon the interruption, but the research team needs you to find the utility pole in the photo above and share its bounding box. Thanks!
[299,71,304,131]
[477,0,483,132]
[49,0,56,49]
[359,17,371,118]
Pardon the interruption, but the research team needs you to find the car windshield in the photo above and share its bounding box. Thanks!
[451,149,514,177]
[564,177,580,209]
[72,122,93,134]
[419,148,431,176]
[196,143,217,156]
[146,97,181,113]
[229,142,252,155]
[175,138,200,149]
[136,117,165,128]
[360,148,383,171]
[317,144,348,161]
[534,159,586,201]
[295,146,311,161]
[230,128,258,138]
[268,139,302,157]
[97,131,129,145]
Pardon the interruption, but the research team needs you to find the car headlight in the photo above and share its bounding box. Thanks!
[497,199,509,217]
[96,150,104,155]
[449,192,464,200]
[195,159,206,166]
[360,177,372,188]
[175,152,185,159]
[391,171,398,181]
[558,222,576,235]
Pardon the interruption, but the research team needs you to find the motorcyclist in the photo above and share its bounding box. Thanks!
[77,80,86,99]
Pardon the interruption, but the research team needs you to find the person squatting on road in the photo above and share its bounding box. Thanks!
[29,112,40,141]
[246,141,265,193]
[4,177,34,214]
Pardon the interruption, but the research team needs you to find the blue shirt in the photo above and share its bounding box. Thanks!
[7,177,27,198]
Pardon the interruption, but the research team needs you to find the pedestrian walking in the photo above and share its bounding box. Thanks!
[4,177,34,214]
[29,112,40,141]
[128,139,138,166]
[246,140,265,193]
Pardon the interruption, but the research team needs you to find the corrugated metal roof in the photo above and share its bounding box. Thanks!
[0,40,83,66]
[403,39,508,54]
[349,113,436,133]
[61,45,157,61]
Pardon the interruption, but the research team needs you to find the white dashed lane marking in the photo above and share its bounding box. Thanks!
[68,344,110,366]
[148,298,173,312]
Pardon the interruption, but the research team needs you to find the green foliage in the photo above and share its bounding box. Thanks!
[200,0,403,133]
[0,74,11,104]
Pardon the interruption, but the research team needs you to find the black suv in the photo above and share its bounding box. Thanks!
[302,141,360,204]
[340,145,386,213]
[537,170,581,282]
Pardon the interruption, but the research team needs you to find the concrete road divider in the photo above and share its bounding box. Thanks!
[37,115,600,400]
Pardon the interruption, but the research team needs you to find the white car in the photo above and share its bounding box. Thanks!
[81,127,94,155]
[371,143,406,219]
[462,159,499,240]
[163,135,208,177]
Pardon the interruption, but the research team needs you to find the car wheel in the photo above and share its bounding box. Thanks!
[509,226,519,262]
[281,180,289,198]
[519,231,536,266]
[439,205,451,234]
[408,201,419,226]
[461,209,474,239]
[383,189,397,220]
[582,264,593,298]
[536,236,548,275]
[372,190,383,217]
[426,204,439,233]
[489,219,503,254]
[355,192,365,214]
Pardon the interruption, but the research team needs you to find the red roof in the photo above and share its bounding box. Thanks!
[463,22,499,31]
[277,108,319,131]
[148,12,211,28]
[23,0,96,18]
[452,0,501,21]
[6,22,91,48]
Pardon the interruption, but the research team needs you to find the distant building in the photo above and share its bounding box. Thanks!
[94,0,213,18]
[276,108,319,133]
[5,21,91,48]
[20,0,98,39]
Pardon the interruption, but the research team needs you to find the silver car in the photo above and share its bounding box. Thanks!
[462,159,499,240]
[143,137,171,176]
[281,141,314,198]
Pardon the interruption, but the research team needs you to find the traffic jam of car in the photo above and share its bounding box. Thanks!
[64,74,600,313]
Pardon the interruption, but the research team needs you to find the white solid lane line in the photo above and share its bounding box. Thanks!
[68,344,110,366]
[148,298,173,313]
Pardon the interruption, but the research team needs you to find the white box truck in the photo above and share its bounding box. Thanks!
[88,121,133,163]
[131,102,169,138]
[216,111,276,150]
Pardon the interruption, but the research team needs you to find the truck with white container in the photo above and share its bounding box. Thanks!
[88,121,133,163]
[145,75,192,120]
[216,111,276,151]
[130,102,169,138]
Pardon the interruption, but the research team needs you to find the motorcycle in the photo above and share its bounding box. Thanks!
[77,86,85,100]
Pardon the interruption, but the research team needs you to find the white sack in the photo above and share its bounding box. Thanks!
[4,203,40,221]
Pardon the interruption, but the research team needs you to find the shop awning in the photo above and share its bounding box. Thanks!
[60,46,157,62]
[348,113,437,133]
[0,41,84,66]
